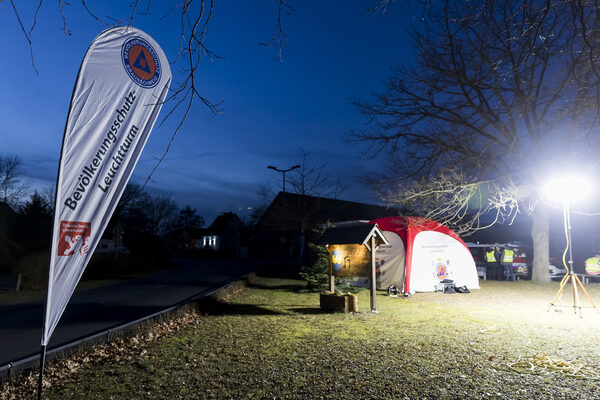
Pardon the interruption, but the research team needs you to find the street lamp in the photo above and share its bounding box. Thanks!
[267,164,300,193]
[545,174,597,316]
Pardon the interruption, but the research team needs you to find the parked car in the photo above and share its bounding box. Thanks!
[511,245,529,279]
[513,244,566,281]
[548,261,567,281]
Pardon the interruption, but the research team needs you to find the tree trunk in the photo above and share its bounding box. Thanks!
[531,205,550,283]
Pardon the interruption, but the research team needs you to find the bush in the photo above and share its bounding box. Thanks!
[14,252,48,290]
[299,242,362,294]
[0,249,17,275]
[299,242,329,291]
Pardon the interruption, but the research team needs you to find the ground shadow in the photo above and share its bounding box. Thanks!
[247,282,306,292]
[255,264,302,280]
[197,298,284,316]
[288,307,329,315]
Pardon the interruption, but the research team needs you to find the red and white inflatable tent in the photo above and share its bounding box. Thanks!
[369,216,479,294]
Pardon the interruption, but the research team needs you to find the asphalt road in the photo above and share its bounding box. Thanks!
[0,258,256,367]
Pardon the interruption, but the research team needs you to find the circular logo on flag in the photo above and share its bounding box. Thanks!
[121,37,161,88]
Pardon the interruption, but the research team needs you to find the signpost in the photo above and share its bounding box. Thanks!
[319,223,389,312]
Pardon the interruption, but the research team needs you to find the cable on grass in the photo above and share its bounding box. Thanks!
[508,353,600,380]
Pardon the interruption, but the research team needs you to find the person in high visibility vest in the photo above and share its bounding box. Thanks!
[501,247,515,281]
[585,254,600,275]
[485,246,501,280]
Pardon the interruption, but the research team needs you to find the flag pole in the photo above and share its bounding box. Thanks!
[37,344,47,400]
[38,103,64,400]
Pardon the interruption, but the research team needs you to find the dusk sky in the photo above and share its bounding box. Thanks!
[0,1,416,223]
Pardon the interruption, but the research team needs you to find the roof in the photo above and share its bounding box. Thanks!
[205,212,243,235]
[369,216,472,254]
[255,192,400,231]
[370,215,467,248]
[318,223,389,249]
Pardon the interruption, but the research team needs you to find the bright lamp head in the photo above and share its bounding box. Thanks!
[544,175,591,203]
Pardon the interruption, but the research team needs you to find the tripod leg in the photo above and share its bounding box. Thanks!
[572,274,582,317]
[549,275,571,310]
[574,275,598,309]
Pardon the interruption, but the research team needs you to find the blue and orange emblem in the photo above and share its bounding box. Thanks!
[436,262,448,280]
[122,37,161,88]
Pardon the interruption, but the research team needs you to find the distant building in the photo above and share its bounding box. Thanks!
[184,212,246,257]
[249,192,400,262]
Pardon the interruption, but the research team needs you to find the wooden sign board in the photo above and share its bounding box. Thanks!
[329,244,370,277]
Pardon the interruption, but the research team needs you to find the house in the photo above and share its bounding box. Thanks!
[187,212,246,257]
[248,192,401,262]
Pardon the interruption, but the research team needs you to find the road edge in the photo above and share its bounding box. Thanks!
[0,272,254,383]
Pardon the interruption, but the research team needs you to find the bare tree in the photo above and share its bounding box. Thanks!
[349,0,600,282]
[8,0,294,185]
[0,155,29,209]
[38,187,56,212]
[141,194,179,238]
[19,191,53,217]
[114,183,147,219]
[395,171,522,234]
[174,205,205,231]
[287,149,349,200]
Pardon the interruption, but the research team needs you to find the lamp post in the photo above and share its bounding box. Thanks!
[267,165,300,193]
[545,175,597,317]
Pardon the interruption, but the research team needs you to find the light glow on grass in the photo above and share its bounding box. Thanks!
[5,278,600,399]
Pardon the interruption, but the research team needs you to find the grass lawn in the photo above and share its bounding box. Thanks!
[3,276,600,399]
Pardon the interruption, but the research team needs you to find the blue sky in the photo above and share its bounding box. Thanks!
[0,1,416,223]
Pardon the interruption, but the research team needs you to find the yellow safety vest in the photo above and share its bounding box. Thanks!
[585,257,600,275]
[503,249,514,263]
[485,250,496,262]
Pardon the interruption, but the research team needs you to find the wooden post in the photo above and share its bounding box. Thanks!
[15,273,22,292]
[370,236,377,312]
[328,248,335,293]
